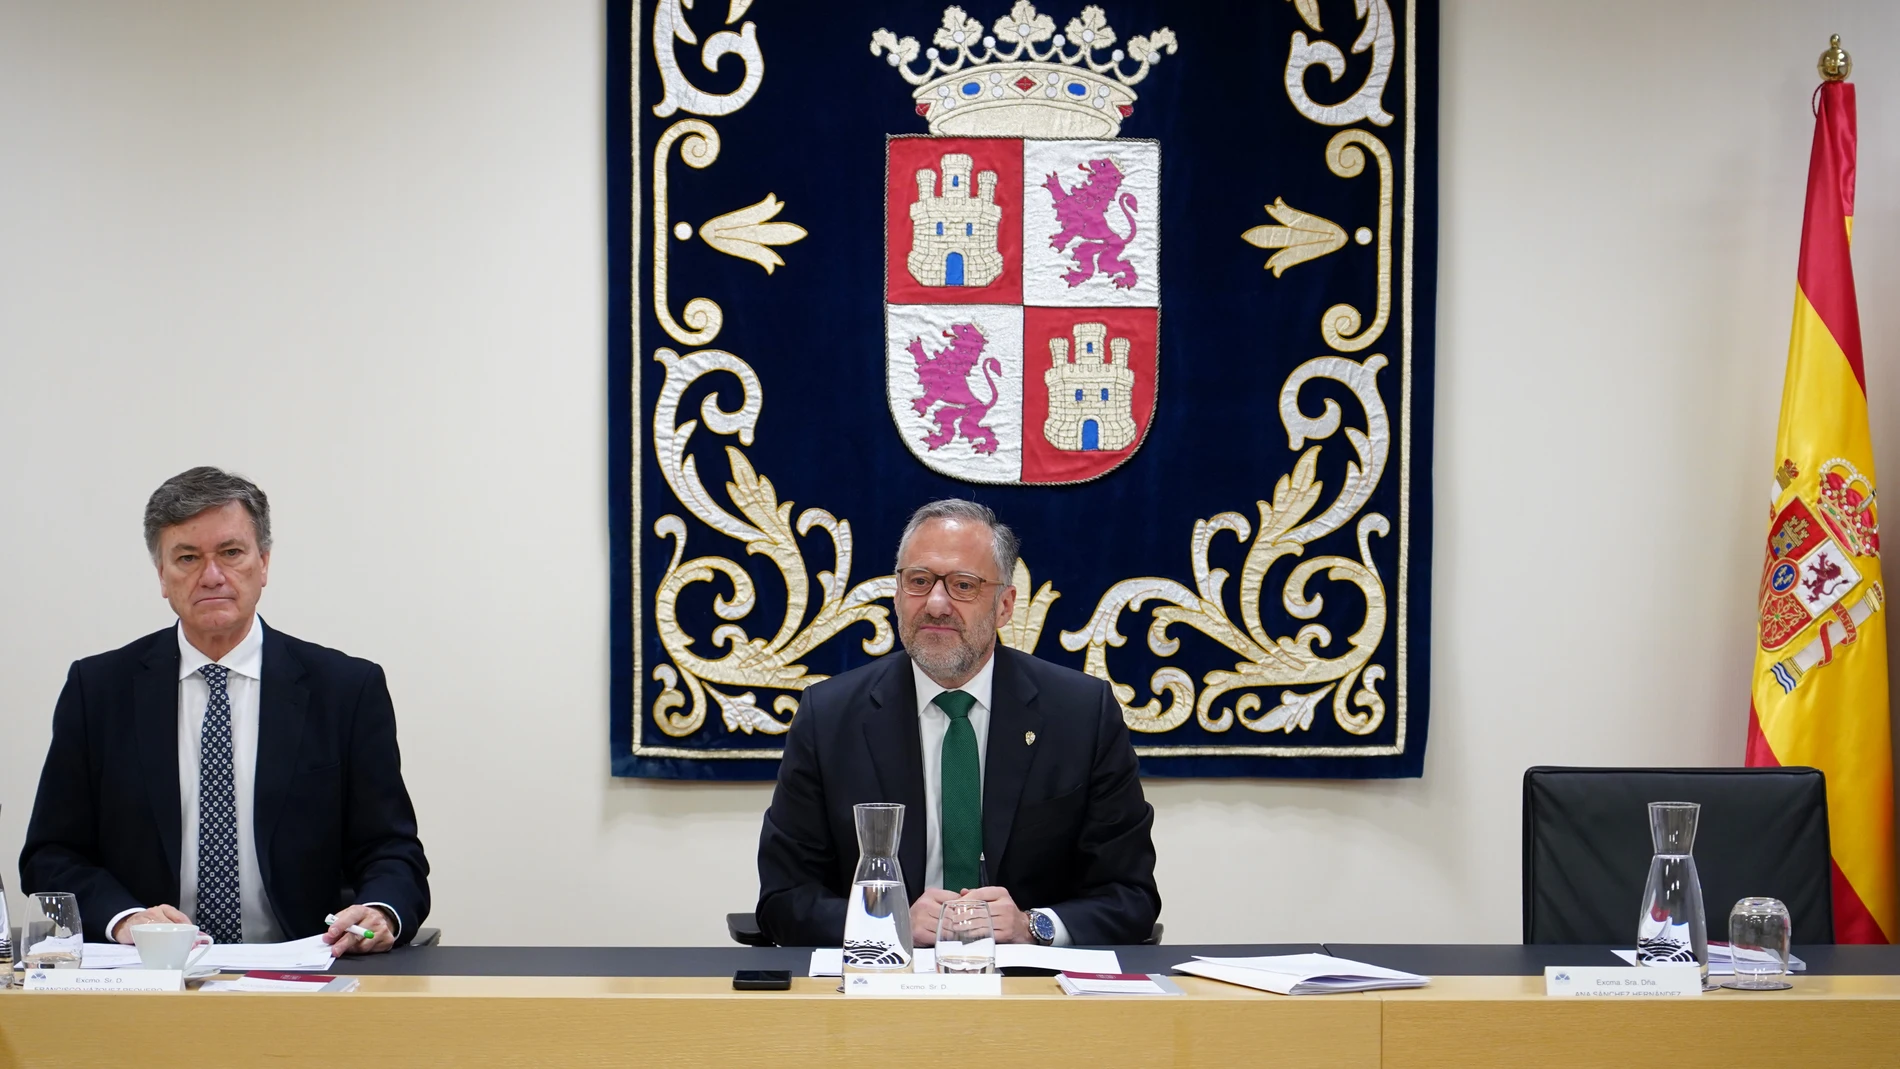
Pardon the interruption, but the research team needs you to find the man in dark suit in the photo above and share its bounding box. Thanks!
[756,499,1159,947]
[20,466,429,954]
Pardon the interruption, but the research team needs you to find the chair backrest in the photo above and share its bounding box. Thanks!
[1522,766,1833,945]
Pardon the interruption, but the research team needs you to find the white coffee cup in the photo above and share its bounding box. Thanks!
[129,924,214,971]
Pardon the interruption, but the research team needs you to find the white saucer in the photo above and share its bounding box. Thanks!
[184,965,220,981]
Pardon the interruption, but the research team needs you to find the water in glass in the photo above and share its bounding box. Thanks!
[842,803,913,974]
[1635,801,1708,983]
[935,899,995,974]
[20,892,82,969]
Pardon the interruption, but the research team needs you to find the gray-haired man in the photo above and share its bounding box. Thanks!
[20,467,430,954]
[756,499,1160,948]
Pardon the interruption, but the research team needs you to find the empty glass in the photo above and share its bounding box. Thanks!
[1724,897,1793,991]
[935,899,995,974]
[19,892,82,969]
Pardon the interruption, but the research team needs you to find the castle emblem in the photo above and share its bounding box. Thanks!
[1043,322,1134,451]
[909,154,1005,287]
[877,4,1172,485]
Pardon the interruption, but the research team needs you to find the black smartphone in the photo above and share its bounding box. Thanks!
[732,969,792,991]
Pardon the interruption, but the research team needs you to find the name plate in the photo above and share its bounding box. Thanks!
[844,972,1003,997]
[24,969,184,993]
[1544,966,1701,997]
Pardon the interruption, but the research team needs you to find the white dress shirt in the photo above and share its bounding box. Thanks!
[912,654,1069,945]
[108,618,399,943]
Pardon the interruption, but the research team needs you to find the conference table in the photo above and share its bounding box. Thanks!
[3,942,1897,1068]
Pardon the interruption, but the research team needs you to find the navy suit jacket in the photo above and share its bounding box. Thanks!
[19,623,430,944]
[755,646,1160,946]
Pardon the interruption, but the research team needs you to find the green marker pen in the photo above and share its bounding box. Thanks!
[324,913,377,941]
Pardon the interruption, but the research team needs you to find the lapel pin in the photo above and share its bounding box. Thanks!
[1024,731,1036,746]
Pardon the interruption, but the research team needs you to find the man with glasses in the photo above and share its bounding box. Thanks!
[756,499,1159,947]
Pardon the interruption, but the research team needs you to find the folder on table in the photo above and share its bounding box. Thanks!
[1173,953,1429,995]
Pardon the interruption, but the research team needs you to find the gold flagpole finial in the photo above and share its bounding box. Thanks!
[1819,34,1852,82]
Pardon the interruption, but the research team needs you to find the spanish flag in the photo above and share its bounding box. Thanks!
[1748,77,1895,944]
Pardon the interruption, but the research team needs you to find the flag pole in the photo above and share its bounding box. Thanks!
[1820,34,1852,82]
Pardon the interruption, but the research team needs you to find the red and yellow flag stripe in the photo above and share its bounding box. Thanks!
[1747,80,1895,944]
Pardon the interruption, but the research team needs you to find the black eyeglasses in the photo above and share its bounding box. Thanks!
[897,566,1004,602]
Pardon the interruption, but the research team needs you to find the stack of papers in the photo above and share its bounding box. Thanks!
[80,935,336,972]
[1056,971,1183,996]
[1173,953,1430,995]
[203,972,359,993]
[808,945,1121,976]
[1610,944,1807,976]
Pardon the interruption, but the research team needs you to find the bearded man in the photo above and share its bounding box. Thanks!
[754,499,1159,947]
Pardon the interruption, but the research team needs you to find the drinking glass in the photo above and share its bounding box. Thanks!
[19,892,82,969]
[1724,897,1793,991]
[935,899,996,974]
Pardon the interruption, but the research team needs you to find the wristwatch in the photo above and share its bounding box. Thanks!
[1028,908,1057,946]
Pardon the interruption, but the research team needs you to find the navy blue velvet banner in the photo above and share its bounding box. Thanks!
[610,0,1437,779]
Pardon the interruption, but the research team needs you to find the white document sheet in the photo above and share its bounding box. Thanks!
[77,944,141,969]
[81,935,336,972]
[202,975,359,993]
[1174,953,1429,995]
[809,944,1120,977]
[1610,946,1806,976]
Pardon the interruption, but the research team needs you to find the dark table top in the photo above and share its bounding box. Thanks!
[1324,943,1900,976]
[330,941,1900,978]
[333,943,1328,978]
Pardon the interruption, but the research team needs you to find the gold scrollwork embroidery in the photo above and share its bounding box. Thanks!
[698,194,808,273]
[653,0,764,119]
[1241,197,1346,276]
[1060,353,1391,735]
[1284,0,1394,127]
[997,557,1061,654]
[653,121,726,346]
[1318,129,1391,352]
[649,346,895,738]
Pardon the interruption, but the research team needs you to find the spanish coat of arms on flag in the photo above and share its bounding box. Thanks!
[1747,75,1895,944]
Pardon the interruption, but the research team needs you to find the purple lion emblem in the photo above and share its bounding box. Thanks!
[909,322,1002,455]
[1044,157,1139,290]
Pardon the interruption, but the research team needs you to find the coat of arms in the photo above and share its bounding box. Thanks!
[1759,460,1885,692]
[874,5,1173,484]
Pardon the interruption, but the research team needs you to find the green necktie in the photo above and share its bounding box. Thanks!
[936,689,982,890]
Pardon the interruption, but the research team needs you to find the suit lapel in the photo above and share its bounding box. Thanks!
[253,623,308,912]
[862,657,925,900]
[982,647,1042,877]
[134,631,183,895]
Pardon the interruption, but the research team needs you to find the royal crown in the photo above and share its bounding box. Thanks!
[871,3,1177,138]
[1818,462,1881,557]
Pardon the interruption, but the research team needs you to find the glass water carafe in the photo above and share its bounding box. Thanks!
[1635,800,1708,982]
[842,802,913,973]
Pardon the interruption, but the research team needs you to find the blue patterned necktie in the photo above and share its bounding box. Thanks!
[196,664,242,944]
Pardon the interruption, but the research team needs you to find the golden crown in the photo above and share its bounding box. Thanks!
[1818,461,1880,557]
[871,3,1177,138]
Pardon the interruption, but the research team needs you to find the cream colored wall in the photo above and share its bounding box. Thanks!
[2,0,1898,946]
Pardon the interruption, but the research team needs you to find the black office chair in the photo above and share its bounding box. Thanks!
[1521,766,1834,945]
[727,912,773,947]
[726,911,1163,946]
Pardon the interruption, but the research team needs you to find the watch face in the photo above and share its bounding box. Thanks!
[1032,911,1055,941]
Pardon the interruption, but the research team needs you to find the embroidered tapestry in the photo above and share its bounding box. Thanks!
[609,0,1438,779]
